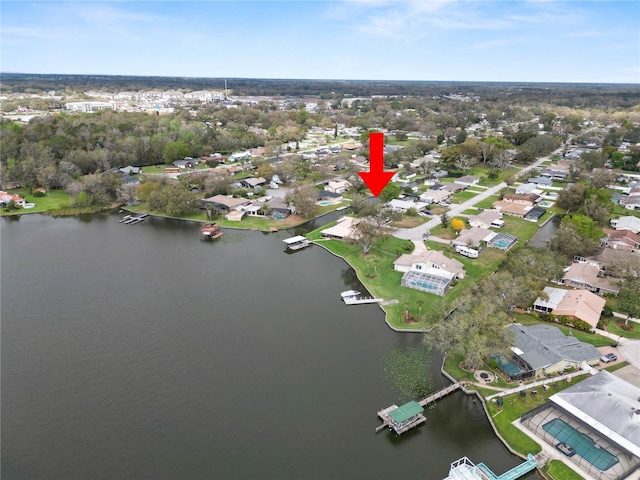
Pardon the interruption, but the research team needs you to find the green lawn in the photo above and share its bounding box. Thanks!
[0,189,72,216]
[500,216,542,242]
[543,460,584,480]
[473,194,502,209]
[600,316,640,340]
[451,191,478,203]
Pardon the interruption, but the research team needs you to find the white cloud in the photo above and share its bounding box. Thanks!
[472,39,510,50]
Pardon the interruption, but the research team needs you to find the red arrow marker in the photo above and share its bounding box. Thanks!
[358,132,395,197]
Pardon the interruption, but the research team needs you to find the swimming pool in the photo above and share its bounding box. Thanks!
[542,418,619,471]
[539,201,554,208]
[318,201,334,206]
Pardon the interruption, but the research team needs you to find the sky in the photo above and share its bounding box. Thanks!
[1,0,639,84]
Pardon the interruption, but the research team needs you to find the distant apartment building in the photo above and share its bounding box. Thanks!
[66,101,115,113]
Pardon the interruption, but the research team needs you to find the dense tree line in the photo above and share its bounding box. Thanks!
[3,73,639,108]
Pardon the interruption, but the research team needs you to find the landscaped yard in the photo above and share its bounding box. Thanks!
[0,189,72,216]
[451,190,478,203]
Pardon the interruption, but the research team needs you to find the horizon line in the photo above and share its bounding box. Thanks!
[2,72,639,87]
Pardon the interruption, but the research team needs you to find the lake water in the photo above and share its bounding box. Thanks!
[1,213,540,480]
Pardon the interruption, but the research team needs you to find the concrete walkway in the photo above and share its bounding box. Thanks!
[393,148,563,241]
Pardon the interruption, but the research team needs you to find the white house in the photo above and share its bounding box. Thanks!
[325,180,351,194]
[610,216,640,234]
[388,199,428,213]
[393,250,465,279]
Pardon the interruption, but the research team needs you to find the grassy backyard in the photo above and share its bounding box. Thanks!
[0,189,110,216]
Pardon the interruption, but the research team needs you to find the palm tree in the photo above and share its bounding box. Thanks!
[418,299,424,323]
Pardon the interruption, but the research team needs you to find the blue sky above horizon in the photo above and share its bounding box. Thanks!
[2,1,639,84]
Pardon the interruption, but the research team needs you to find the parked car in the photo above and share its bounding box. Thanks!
[600,353,617,363]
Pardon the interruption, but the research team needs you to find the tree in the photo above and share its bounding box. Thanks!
[349,193,377,217]
[451,218,465,232]
[424,299,514,370]
[440,213,449,228]
[379,182,400,203]
[550,218,602,260]
[137,180,162,202]
[617,281,640,324]
[349,208,394,255]
[162,141,190,164]
[291,184,318,218]
[556,183,586,212]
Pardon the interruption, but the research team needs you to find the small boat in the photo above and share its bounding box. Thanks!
[200,223,223,240]
[340,290,361,298]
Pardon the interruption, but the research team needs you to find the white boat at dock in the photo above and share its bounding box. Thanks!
[340,290,383,305]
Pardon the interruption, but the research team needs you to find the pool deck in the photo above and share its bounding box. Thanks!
[512,418,639,480]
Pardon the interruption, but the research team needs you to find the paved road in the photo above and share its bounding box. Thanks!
[393,148,564,241]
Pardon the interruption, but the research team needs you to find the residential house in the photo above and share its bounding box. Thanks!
[452,227,492,249]
[325,180,351,194]
[515,183,540,195]
[393,250,465,279]
[388,199,428,213]
[502,193,541,206]
[532,287,606,330]
[561,262,619,296]
[493,201,529,218]
[540,168,567,180]
[173,158,195,169]
[198,195,251,214]
[321,216,360,240]
[229,151,252,162]
[119,166,141,175]
[610,216,640,234]
[468,210,504,229]
[527,176,553,186]
[317,190,343,203]
[419,188,451,205]
[621,192,640,211]
[503,324,601,379]
[520,370,640,478]
[239,177,267,189]
[0,191,26,207]
[603,229,640,252]
[267,197,292,218]
[440,182,466,194]
[454,175,479,187]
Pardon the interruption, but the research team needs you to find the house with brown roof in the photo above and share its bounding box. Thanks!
[493,201,529,218]
[198,195,251,214]
[502,193,541,206]
[561,262,619,296]
[452,227,492,248]
[533,287,606,330]
[603,229,640,252]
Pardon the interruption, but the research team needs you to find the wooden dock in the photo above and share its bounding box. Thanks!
[120,213,148,225]
[418,382,463,407]
[376,382,464,434]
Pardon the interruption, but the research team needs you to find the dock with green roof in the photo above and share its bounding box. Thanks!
[376,382,464,434]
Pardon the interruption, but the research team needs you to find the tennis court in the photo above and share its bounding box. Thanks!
[542,418,619,471]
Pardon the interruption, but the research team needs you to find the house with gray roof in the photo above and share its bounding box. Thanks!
[506,324,601,378]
